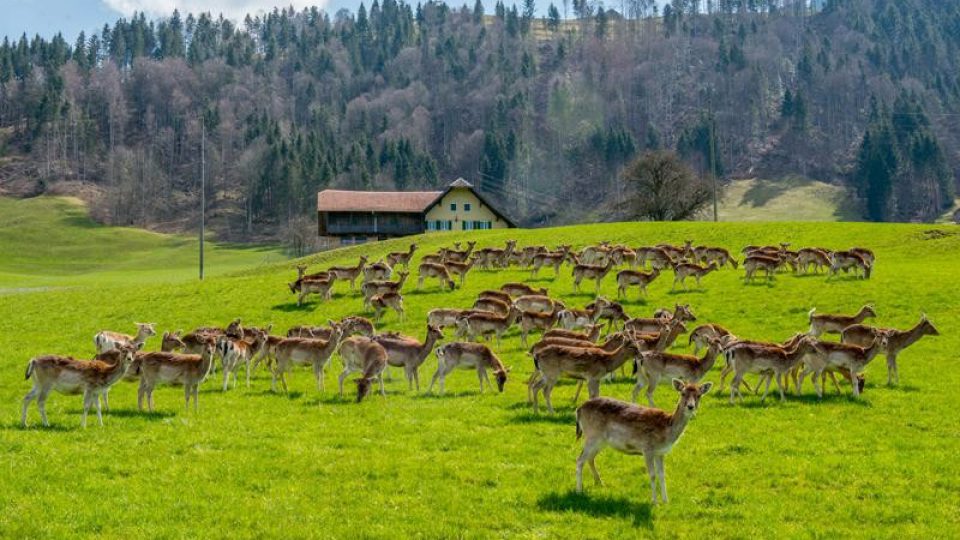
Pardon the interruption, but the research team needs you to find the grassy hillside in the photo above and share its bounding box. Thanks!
[715,178,855,222]
[1,205,959,537]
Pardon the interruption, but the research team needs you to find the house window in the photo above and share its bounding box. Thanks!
[450,203,457,211]
[426,221,436,231]
[464,203,472,212]
[462,221,469,231]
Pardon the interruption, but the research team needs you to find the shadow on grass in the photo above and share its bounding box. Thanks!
[5,422,80,432]
[245,389,305,400]
[537,490,653,528]
[740,177,813,208]
[510,411,576,424]
[90,408,177,419]
[271,302,320,312]
[413,390,487,399]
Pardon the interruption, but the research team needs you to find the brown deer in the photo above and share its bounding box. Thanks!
[287,316,374,339]
[94,322,156,354]
[519,310,561,346]
[624,317,688,348]
[442,241,477,263]
[478,289,514,304]
[418,262,456,290]
[743,254,781,283]
[636,246,674,270]
[371,292,405,322]
[687,323,734,354]
[161,331,186,352]
[362,260,393,282]
[808,305,877,336]
[271,326,344,393]
[361,271,409,309]
[22,346,137,428]
[132,342,217,413]
[543,325,603,342]
[530,340,642,414]
[829,251,871,280]
[797,336,887,398]
[530,249,569,277]
[428,342,509,394]
[513,294,562,314]
[217,331,267,391]
[327,256,368,290]
[373,325,444,391]
[616,268,661,298]
[671,261,719,290]
[473,297,512,316]
[575,380,713,503]
[841,315,939,385]
[500,282,548,297]
[796,248,832,274]
[420,252,446,265]
[572,259,616,294]
[297,277,335,305]
[726,336,822,403]
[386,243,418,269]
[849,247,875,267]
[585,299,629,330]
[694,246,739,269]
[337,336,388,402]
[633,340,723,406]
[427,308,467,330]
[455,306,520,349]
[444,258,476,286]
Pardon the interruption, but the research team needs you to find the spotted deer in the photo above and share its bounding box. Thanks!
[94,323,156,354]
[694,246,738,269]
[624,317,688,349]
[585,299,629,330]
[519,310,560,346]
[373,325,444,391]
[726,336,822,403]
[161,331,186,352]
[371,292,405,322]
[297,277,335,305]
[530,249,569,277]
[337,336,388,402]
[328,256,368,290]
[808,305,876,336]
[271,326,344,393]
[417,262,456,290]
[575,380,713,503]
[428,342,509,394]
[634,339,723,406]
[132,342,217,413]
[743,254,781,283]
[841,315,939,385]
[386,243,418,269]
[21,346,137,428]
[829,251,871,280]
[636,246,674,270]
[796,248,832,274]
[217,331,267,391]
[427,308,467,330]
[797,336,887,398]
[442,241,477,263]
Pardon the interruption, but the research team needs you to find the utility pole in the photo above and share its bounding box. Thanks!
[710,116,717,222]
[200,115,206,280]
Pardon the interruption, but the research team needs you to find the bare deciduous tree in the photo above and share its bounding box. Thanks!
[620,151,713,221]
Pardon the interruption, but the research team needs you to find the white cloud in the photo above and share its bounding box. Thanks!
[103,0,328,21]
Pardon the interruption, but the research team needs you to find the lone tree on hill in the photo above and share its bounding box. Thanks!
[620,151,713,221]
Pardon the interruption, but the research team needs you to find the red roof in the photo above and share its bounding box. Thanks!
[317,190,442,213]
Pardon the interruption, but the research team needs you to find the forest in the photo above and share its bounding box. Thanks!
[0,0,957,241]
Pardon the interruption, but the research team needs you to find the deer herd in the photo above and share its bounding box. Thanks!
[21,237,934,506]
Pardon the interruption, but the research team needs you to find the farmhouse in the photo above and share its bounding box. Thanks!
[317,178,516,245]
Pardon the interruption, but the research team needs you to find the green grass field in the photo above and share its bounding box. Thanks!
[1,199,959,538]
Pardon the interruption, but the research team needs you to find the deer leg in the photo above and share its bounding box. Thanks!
[828,372,843,394]
[137,380,146,411]
[586,379,601,400]
[759,374,774,403]
[379,375,386,397]
[193,384,201,413]
[775,373,786,402]
[850,370,861,398]
[576,438,604,492]
[101,390,110,412]
[482,369,494,392]
[81,389,92,428]
[543,380,557,414]
[427,365,441,394]
[571,380,583,404]
[313,361,323,392]
[645,376,658,407]
[631,371,647,403]
[185,384,191,411]
[886,353,897,385]
[245,359,252,389]
[337,369,350,398]
[644,452,658,504]
[656,455,668,503]
[477,368,485,393]
[148,387,156,412]
[37,388,51,427]
[21,386,38,427]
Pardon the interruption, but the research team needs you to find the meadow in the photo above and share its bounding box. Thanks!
[1,199,959,538]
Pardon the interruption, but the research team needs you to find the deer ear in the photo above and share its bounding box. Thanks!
[672,378,685,392]
[699,382,714,395]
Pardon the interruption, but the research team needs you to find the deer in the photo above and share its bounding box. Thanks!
[490,239,518,268]
[161,331,186,352]
[513,294,563,314]
[327,256,368,290]
[530,249,569,277]
[444,258,476,286]
[616,268,660,298]
[519,310,561,346]
[796,248,832,274]
[625,309,691,338]
[726,335,823,403]
[428,342,509,394]
[808,305,877,336]
[742,254,781,283]
[271,326,344,393]
[442,241,476,263]
[131,342,217,413]
[693,246,738,269]
[418,262,456,290]
[455,306,520,349]
[841,315,939,385]
[217,330,267,391]
[287,316,374,340]
[500,282,548,297]
[386,243,418,269]
[362,260,394,282]
[361,271,409,309]
[797,336,887,398]
[370,292,405,322]
[420,252,446,265]
[530,339,642,414]
[575,380,713,504]
[633,339,724,406]
[94,322,156,354]
[585,298,629,331]
[671,261,719,290]
[829,251,871,280]
[572,258,616,294]
[22,346,137,428]
[543,325,603,342]
[427,308,468,330]
[297,276,335,305]
[372,325,444,391]
[849,247,875,267]
[636,246,674,270]
[557,306,604,331]
[473,297,512,316]
[478,289,514,304]
[337,336,388,402]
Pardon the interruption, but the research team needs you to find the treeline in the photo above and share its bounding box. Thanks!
[0,0,958,237]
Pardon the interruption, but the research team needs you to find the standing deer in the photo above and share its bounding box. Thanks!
[132,342,217,413]
[297,277,335,305]
[22,346,137,428]
[671,261,719,290]
[500,283,548,297]
[530,340,642,414]
[271,326,344,393]
[362,260,394,282]
[337,336,388,402]
[361,272,409,309]
[796,248,832,274]
[444,258,476,286]
[371,292,405,322]
[455,306,520,349]
[743,255,780,283]
[633,340,723,406]
[530,249,569,278]
[616,268,661,298]
[418,262,456,290]
[808,305,877,336]
[572,259,616,294]
[373,325,444,391]
[519,310,560,346]
[797,336,887,398]
[442,241,476,263]
[386,243,417,269]
[327,256,368,290]
[94,322,156,354]
[217,331,267,391]
[841,315,939,385]
[575,380,713,504]
[726,336,822,403]
[428,342,509,394]
[829,251,871,280]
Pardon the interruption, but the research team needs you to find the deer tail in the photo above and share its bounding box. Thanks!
[25,359,34,380]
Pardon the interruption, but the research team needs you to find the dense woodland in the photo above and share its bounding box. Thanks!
[0,0,957,240]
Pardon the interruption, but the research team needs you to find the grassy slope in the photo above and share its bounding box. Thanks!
[2,207,960,537]
[716,178,855,222]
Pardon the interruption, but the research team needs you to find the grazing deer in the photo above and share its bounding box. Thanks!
[418,262,456,290]
[427,308,467,330]
[796,248,832,274]
[444,258,476,286]
[478,289,514,304]
[132,342,217,413]
[530,340,642,414]
[543,325,603,342]
[585,299,629,330]
[297,277,335,305]
[694,246,738,269]
[362,260,393,282]
[513,294,562,314]
[337,336,388,402]
[373,325,444,391]
[271,326,344,393]
[634,340,723,406]
[529,332,633,357]
[519,310,561,346]
[22,347,137,428]
[671,261,719,290]
[743,255,781,283]
[94,322,156,354]
[386,243,418,269]
[849,247,875,267]
[616,268,661,298]
[328,256,368,290]
[442,241,477,263]
[217,331,267,391]
[371,292,405,322]
[797,336,887,398]
[428,342,509,394]
[829,251,871,280]
[500,282,548,297]
[473,297,512,316]
[727,336,822,403]
[808,305,876,336]
[455,306,520,349]
[636,246,673,270]
[572,259,616,294]
[361,271,409,309]
[841,315,939,385]
[575,380,713,503]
